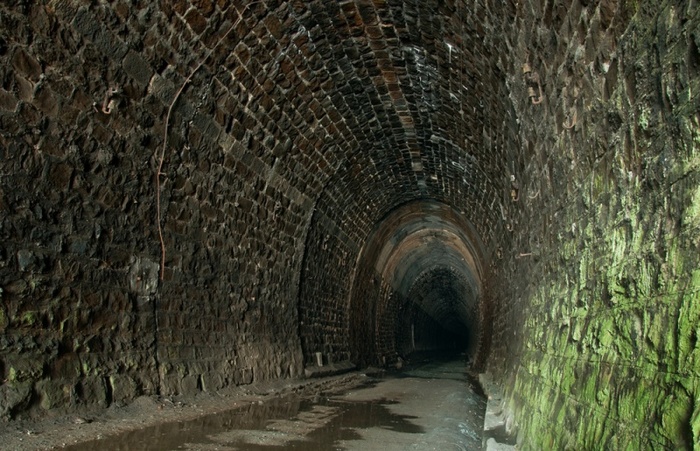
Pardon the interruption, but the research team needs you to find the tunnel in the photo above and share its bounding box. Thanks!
[1,0,699,449]
[300,199,488,368]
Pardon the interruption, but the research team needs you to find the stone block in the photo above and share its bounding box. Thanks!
[0,381,33,418]
[11,48,42,81]
[6,356,45,382]
[48,162,73,191]
[235,368,254,385]
[72,7,100,40]
[37,378,71,410]
[128,256,160,296]
[51,352,82,379]
[180,375,199,395]
[16,249,35,271]
[200,372,225,392]
[123,51,153,87]
[109,374,138,404]
[0,88,18,112]
[34,86,58,116]
[79,376,109,407]
[184,9,207,34]
[160,374,180,396]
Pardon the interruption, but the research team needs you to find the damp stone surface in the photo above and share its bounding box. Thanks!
[0,0,699,449]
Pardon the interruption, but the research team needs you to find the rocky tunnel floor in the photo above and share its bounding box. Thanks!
[0,357,486,450]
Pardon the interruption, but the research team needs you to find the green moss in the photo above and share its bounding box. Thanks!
[617,386,648,422]
[578,254,588,291]
[0,304,6,331]
[659,392,693,447]
[572,318,584,342]
[596,385,610,405]
[582,371,598,400]
[691,398,700,446]
[20,311,38,327]
[684,184,700,232]
[636,261,653,299]
[622,0,640,18]
[677,271,700,368]
[505,36,698,449]
[560,363,576,393]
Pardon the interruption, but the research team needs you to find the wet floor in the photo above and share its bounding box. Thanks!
[65,358,486,450]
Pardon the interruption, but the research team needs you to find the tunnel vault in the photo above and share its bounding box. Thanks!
[2,0,700,448]
[298,199,490,368]
[350,200,487,364]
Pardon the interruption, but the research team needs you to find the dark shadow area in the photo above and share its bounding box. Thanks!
[396,305,474,358]
[395,265,481,365]
[400,349,469,368]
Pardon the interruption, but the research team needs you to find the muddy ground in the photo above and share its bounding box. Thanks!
[0,371,373,450]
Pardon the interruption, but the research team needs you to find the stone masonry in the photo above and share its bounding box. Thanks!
[0,0,698,448]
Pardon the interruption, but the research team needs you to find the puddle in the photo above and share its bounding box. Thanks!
[63,359,486,450]
[64,391,423,450]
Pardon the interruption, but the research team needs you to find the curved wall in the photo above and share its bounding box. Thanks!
[2,2,698,448]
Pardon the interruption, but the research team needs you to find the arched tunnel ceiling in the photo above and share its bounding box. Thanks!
[329,199,487,363]
[286,0,519,250]
[293,0,518,365]
[3,0,697,440]
[363,200,483,342]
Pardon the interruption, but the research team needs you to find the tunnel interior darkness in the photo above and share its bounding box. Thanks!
[344,200,487,366]
[400,266,479,355]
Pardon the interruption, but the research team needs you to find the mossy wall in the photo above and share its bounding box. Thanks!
[490,0,700,448]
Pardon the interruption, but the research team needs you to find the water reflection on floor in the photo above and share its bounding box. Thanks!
[65,358,485,451]
[66,396,422,451]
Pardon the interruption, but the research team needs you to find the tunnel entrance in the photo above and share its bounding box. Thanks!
[346,200,489,368]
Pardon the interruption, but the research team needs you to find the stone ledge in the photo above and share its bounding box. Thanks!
[479,372,518,450]
[485,437,516,451]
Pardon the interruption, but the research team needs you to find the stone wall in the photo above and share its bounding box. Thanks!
[491,0,700,447]
[0,1,319,417]
[298,210,358,366]
[1,0,512,418]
